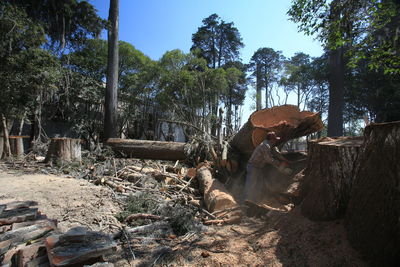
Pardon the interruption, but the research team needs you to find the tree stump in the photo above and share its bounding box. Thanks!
[230,105,323,160]
[45,138,81,163]
[106,138,186,160]
[9,136,25,158]
[345,121,400,266]
[300,137,363,220]
[197,166,238,212]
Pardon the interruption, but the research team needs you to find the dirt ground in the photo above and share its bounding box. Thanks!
[0,169,367,266]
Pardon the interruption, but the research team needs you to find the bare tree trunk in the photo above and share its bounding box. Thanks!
[265,86,268,109]
[327,49,344,136]
[256,64,262,111]
[104,0,119,140]
[9,136,24,158]
[17,111,26,136]
[1,114,11,158]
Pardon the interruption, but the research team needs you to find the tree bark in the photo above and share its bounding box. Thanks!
[345,121,400,266]
[256,63,262,111]
[104,0,119,140]
[300,137,363,220]
[106,138,187,160]
[197,166,237,212]
[0,133,3,159]
[230,105,323,160]
[327,47,344,137]
[1,114,11,158]
[9,136,24,158]
[45,138,81,163]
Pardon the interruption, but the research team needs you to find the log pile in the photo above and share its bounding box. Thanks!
[0,201,116,267]
[300,137,363,220]
[46,227,116,266]
[0,201,56,266]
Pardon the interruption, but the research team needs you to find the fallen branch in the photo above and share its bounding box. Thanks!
[203,216,242,225]
[124,214,165,223]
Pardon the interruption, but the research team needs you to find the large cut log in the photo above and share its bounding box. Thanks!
[45,138,81,163]
[345,121,400,266]
[9,136,25,158]
[107,138,186,160]
[197,166,238,212]
[230,105,323,159]
[300,137,363,220]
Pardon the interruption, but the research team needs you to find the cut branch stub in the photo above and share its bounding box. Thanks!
[230,105,323,159]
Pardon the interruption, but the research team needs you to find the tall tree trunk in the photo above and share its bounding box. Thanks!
[256,64,262,111]
[18,111,26,136]
[210,93,218,136]
[226,91,233,136]
[104,0,119,140]
[1,114,11,158]
[297,84,301,108]
[327,47,344,137]
[265,82,269,109]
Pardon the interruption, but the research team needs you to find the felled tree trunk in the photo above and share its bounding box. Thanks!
[45,138,81,163]
[300,137,363,220]
[9,136,24,158]
[197,166,238,212]
[230,105,323,159]
[345,121,400,266]
[106,138,186,160]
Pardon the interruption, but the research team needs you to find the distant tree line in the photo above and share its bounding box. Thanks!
[0,0,399,156]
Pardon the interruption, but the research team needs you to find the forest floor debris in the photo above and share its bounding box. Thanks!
[0,157,367,266]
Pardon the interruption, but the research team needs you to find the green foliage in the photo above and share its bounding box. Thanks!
[345,58,400,123]
[281,52,314,108]
[306,55,329,116]
[191,13,244,68]
[116,193,159,223]
[0,2,45,57]
[288,0,400,74]
[167,204,196,236]
[6,0,105,50]
[248,47,284,108]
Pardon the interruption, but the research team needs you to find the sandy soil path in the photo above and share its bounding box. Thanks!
[0,170,367,266]
[0,170,121,233]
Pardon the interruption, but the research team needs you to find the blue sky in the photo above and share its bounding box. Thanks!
[91,0,324,121]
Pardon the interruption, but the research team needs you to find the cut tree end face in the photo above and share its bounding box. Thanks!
[250,105,323,147]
